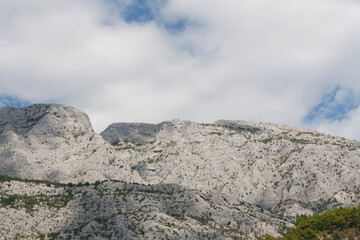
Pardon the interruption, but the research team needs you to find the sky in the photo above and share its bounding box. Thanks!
[1,0,360,140]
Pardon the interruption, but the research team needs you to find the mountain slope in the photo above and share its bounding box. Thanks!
[101,119,360,219]
[1,104,360,239]
[259,204,360,240]
[0,176,289,239]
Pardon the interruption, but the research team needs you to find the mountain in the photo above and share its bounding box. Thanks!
[0,104,141,183]
[101,119,360,218]
[1,104,360,239]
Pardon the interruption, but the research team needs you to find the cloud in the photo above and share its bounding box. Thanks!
[0,0,360,140]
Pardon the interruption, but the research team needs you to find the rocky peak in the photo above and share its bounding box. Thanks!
[0,104,93,137]
[0,104,136,183]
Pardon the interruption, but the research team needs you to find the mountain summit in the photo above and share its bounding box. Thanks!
[0,104,93,136]
[0,104,140,183]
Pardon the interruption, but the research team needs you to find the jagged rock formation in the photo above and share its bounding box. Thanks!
[0,104,141,183]
[1,104,360,239]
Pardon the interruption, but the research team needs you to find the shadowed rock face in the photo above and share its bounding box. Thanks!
[215,120,261,132]
[0,178,288,240]
[101,122,160,144]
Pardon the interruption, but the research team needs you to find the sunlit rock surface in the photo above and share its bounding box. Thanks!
[1,104,360,239]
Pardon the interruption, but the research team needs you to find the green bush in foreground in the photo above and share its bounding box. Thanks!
[259,205,360,240]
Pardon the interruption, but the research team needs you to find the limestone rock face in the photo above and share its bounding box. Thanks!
[0,104,141,183]
[0,179,289,240]
[108,119,360,219]
[1,104,360,239]
[0,104,92,136]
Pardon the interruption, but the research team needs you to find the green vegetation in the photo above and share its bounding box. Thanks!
[14,232,47,240]
[153,150,163,153]
[0,175,73,213]
[111,140,121,146]
[259,137,273,144]
[0,194,73,213]
[209,131,223,136]
[0,175,65,188]
[259,205,360,240]
[290,138,310,145]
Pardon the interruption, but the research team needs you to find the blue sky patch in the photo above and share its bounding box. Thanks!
[163,18,187,33]
[106,0,187,33]
[0,95,31,108]
[122,0,158,23]
[304,86,360,123]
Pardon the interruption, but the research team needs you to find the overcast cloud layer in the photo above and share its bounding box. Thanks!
[1,0,360,140]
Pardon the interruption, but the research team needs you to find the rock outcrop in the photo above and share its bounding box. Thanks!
[0,104,92,136]
[101,122,159,144]
[0,104,141,183]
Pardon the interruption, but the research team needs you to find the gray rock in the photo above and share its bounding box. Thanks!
[1,104,360,239]
[0,104,141,183]
[215,119,262,132]
[0,104,93,137]
[0,178,287,240]
[101,122,160,144]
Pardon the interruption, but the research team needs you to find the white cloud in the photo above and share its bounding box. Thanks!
[0,0,360,140]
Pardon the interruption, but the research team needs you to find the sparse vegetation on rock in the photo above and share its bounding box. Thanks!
[0,104,360,239]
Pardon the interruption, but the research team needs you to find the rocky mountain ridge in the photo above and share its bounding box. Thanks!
[0,104,141,183]
[1,104,360,239]
[101,118,360,217]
